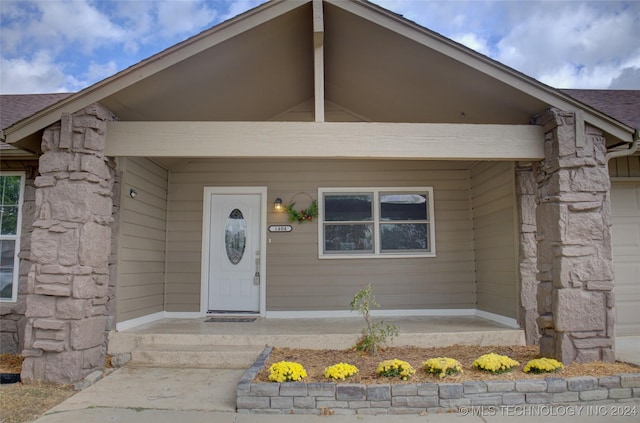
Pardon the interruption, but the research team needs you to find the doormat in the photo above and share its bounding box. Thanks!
[204,317,257,323]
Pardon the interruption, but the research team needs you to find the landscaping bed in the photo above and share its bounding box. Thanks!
[237,345,640,415]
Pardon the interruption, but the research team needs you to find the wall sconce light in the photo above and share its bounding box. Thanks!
[129,188,137,199]
[274,197,283,212]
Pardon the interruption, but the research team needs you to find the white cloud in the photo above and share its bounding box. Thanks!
[85,61,118,84]
[156,1,218,36]
[610,67,640,90]
[1,0,127,56]
[373,0,640,89]
[0,0,233,93]
[493,2,640,88]
[220,0,266,22]
[451,33,491,56]
[0,51,81,94]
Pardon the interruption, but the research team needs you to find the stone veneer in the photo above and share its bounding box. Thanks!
[516,162,538,346]
[237,347,640,415]
[534,108,615,364]
[20,104,117,384]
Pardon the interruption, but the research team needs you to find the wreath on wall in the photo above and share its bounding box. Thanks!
[286,193,318,223]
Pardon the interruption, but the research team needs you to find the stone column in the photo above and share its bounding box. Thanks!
[21,104,117,384]
[516,162,538,345]
[534,108,615,364]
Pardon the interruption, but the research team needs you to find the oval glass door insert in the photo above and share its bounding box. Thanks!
[225,208,246,265]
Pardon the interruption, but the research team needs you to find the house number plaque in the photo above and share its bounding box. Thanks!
[269,225,293,233]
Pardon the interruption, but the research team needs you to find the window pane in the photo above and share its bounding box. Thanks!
[324,194,372,221]
[0,240,15,300]
[225,208,246,265]
[380,193,428,221]
[0,205,18,235]
[324,224,373,253]
[380,223,428,252]
[1,176,21,205]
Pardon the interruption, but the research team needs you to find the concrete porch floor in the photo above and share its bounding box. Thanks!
[108,315,526,358]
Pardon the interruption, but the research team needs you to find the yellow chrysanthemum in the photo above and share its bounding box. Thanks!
[523,358,563,374]
[472,353,519,374]
[376,359,416,380]
[422,357,463,379]
[268,361,307,383]
[324,362,359,380]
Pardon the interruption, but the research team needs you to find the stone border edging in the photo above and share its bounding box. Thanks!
[236,347,640,415]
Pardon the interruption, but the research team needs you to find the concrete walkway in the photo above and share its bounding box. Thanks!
[32,336,640,423]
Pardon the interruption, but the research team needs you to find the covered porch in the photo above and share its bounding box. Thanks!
[107,315,525,368]
[4,0,634,385]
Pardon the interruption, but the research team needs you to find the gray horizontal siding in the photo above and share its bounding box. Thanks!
[116,158,168,322]
[165,159,478,312]
[471,161,517,319]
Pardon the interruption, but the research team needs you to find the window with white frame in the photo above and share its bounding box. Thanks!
[0,172,24,302]
[318,187,435,258]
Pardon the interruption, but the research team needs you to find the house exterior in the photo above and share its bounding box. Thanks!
[0,0,638,384]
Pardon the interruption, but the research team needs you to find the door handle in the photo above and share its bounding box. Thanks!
[254,250,260,285]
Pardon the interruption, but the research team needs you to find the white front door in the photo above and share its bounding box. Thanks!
[207,193,262,312]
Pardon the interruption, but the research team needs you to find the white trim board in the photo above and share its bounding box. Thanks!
[265,309,474,319]
[115,311,204,331]
[267,309,519,328]
[115,311,167,331]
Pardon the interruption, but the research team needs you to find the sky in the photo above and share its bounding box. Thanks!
[1,0,639,95]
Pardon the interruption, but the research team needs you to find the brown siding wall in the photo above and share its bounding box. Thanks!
[116,158,168,322]
[165,159,477,312]
[470,161,518,318]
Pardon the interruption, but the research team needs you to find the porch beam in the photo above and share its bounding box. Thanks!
[105,121,544,160]
[312,0,325,122]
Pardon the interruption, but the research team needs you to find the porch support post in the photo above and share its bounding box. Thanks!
[516,162,538,345]
[21,104,117,384]
[534,108,615,364]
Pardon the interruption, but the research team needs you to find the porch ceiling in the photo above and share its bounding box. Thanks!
[322,2,546,125]
[97,0,546,126]
[100,3,314,122]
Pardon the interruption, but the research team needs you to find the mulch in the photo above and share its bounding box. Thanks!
[255,345,640,384]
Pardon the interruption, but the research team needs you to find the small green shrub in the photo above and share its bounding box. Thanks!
[350,284,398,355]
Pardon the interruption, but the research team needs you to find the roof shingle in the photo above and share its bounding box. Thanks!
[562,89,640,130]
[1,93,72,131]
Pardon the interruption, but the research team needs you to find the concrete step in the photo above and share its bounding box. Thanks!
[129,344,265,369]
[109,330,526,362]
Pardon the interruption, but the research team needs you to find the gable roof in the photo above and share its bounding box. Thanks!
[2,0,636,153]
